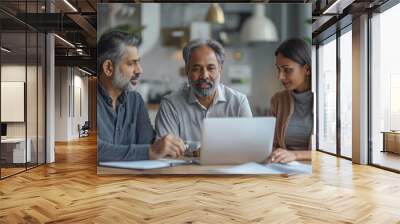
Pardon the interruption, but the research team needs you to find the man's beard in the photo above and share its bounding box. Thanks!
[112,69,138,91]
[189,75,220,97]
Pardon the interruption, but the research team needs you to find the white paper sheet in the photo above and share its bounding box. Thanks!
[267,161,312,174]
[215,162,312,175]
[99,159,188,170]
[99,159,312,174]
[215,162,284,174]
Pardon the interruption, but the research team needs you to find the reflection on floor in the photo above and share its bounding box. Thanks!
[0,167,25,178]
[0,163,40,178]
[373,151,400,171]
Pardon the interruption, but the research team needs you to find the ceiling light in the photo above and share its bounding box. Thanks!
[1,47,11,53]
[63,0,78,12]
[54,34,75,48]
[206,3,225,24]
[240,4,278,43]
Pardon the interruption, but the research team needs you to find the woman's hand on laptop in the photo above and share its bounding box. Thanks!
[265,148,297,163]
[149,134,185,159]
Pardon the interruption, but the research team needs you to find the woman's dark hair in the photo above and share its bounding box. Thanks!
[275,38,311,72]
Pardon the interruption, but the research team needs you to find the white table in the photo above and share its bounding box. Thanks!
[1,138,31,163]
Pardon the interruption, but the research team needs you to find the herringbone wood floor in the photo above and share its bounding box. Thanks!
[1,134,400,223]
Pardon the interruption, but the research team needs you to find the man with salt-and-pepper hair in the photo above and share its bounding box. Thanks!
[97,31,186,162]
[155,39,253,143]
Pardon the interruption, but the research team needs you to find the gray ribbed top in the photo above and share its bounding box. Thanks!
[284,90,313,150]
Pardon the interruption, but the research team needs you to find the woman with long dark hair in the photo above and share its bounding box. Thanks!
[267,38,313,163]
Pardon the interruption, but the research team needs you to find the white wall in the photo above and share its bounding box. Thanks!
[55,67,68,141]
[72,73,89,138]
[1,64,46,163]
[1,65,26,139]
[54,67,89,141]
[1,65,41,136]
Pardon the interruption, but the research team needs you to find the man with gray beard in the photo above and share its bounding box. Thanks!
[97,31,185,162]
[155,39,252,144]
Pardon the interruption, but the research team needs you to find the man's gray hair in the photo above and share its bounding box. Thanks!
[182,39,225,66]
[97,31,139,74]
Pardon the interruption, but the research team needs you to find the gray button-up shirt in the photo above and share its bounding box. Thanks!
[97,84,155,162]
[155,84,252,142]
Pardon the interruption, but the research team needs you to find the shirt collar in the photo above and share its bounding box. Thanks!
[97,83,127,106]
[187,84,227,105]
[215,84,227,102]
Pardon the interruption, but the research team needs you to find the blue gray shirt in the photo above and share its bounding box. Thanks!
[97,84,155,162]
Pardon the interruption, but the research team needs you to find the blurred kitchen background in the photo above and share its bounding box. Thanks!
[98,3,312,124]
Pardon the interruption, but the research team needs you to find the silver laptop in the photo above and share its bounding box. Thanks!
[199,117,276,165]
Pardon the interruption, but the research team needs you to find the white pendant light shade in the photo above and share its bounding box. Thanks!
[240,4,278,43]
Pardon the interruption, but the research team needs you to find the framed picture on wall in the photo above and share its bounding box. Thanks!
[1,81,25,122]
